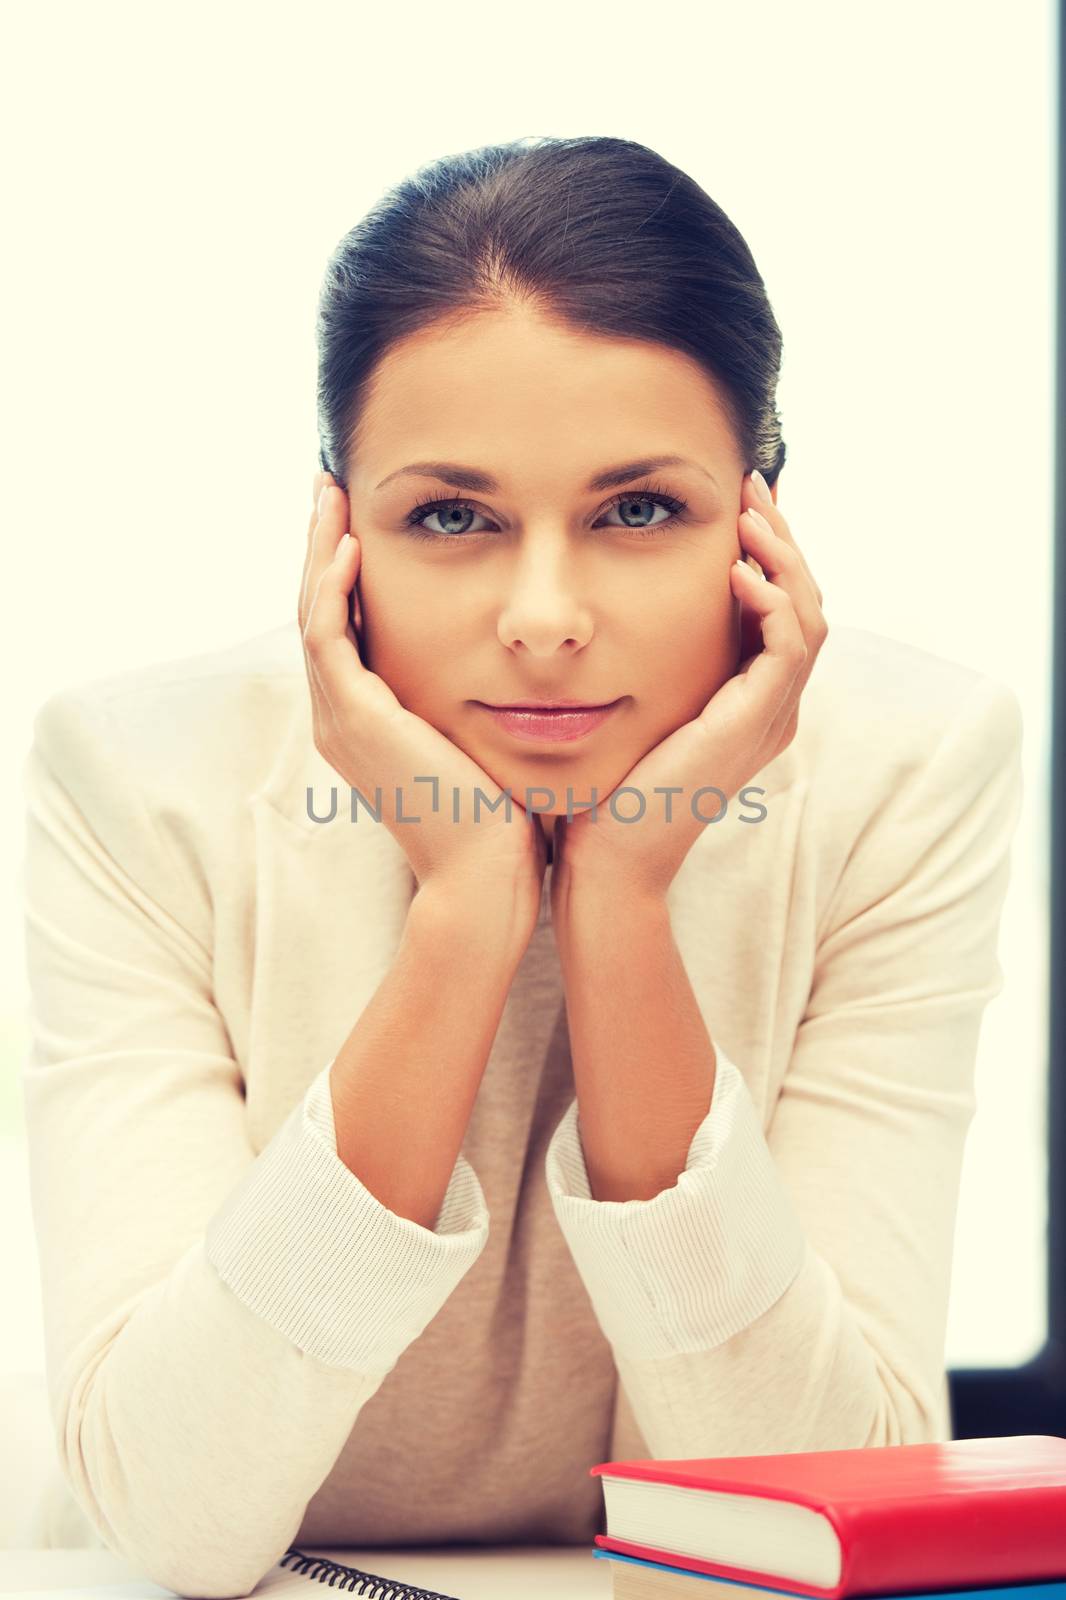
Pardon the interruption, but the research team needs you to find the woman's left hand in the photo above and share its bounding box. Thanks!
[550,470,828,914]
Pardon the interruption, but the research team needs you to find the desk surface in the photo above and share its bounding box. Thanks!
[2,1544,616,1597]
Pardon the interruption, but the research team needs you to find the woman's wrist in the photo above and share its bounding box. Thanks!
[551,857,668,946]
[409,870,542,965]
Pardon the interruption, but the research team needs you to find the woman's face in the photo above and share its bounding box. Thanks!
[345,304,747,822]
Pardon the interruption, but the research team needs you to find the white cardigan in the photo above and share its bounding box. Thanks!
[20,618,1023,1597]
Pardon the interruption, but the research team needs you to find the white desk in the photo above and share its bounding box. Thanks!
[0,1545,616,1597]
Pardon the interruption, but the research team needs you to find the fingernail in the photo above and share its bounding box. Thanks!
[317,484,332,518]
[751,469,772,505]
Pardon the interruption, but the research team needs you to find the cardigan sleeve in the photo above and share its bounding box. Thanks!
[544,673,1023,1457]
[20,687,489,1600]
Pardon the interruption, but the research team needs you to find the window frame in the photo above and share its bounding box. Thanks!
[948,1,1065,1438]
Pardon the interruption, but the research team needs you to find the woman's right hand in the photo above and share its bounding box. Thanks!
[299,471,549,939]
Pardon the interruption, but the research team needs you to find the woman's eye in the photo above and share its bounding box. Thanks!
[407,502,492,538]
[599,494,677,531]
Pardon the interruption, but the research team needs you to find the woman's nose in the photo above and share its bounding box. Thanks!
[495,548,595,656]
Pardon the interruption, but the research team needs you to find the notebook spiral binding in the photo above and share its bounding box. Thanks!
[280,1545,462,1600]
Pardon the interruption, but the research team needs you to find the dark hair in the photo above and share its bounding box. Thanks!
[316,135,786,493]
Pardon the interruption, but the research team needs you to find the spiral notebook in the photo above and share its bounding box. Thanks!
[27,1545,464,1598]
[258,1546,463,1598]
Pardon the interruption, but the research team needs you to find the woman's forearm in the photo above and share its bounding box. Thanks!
[555,884,717,1203]
[329,885,531,1229]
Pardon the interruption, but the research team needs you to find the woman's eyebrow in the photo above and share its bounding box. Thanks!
[373,455,719,494]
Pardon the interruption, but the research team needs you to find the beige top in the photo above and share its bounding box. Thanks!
[20,619,1022,1598]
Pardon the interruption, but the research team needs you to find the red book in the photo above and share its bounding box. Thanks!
[590,1434,1066,1598]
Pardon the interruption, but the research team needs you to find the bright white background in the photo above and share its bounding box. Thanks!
[1,1,1055,1383]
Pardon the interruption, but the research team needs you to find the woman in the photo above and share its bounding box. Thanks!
[21,136,1023,1596]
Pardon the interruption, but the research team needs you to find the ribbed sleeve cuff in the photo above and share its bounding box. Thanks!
[544,1046,806,1361]
[205,1058,490,1373]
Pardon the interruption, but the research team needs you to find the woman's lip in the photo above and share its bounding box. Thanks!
[483,700,615,710]
[477,699,623,743]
